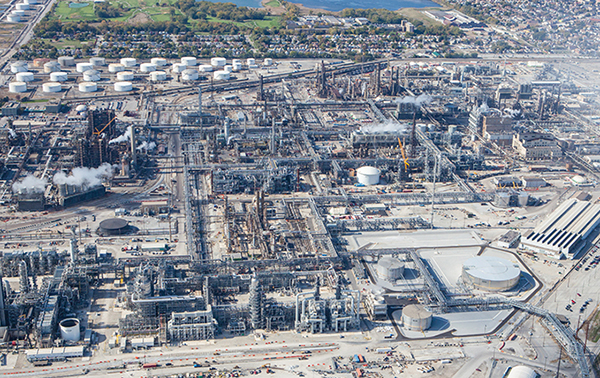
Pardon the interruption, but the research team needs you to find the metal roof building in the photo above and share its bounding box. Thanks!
[520,199,600,258]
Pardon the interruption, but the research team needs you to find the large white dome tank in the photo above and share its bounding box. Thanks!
[58,56,75,67]
[211,57,226,67]
[83,69,100,82]
[117,71,134,81]
[50,72,68,82]
[181,69,198,81]
[151,57,167,66]
[376,256,404,281]
[42,82,61,92]
[9,82,27,93]
[59,318,80,342]
[79,82,97,92]
[10,62,27,73]
[140,63,157,73]
[356,166,380,186]
[120,58,137,67]
[213,70,230,80]
[76,62,93,73]
[108,63,125,73]
[44,61,61,73]
[462,256,521,292]
[181,57,197,66]
[15,72,33,82]
[89,57,105,67]
[402,304,432,331]
[171,63,186,73]
[114,81,132,92]
[149,71,166,81]
[199,64,213,72]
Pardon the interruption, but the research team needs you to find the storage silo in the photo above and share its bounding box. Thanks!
[82,69,100,82]
[198,64,213,72]
[120,58,137,67]
[108,63,125,73]
[149,71,166,81]
[264,58,273,66]
[117,71,134,81]
[10,61,27,73]
[181,69,198,81]
[171,63,186,73]
[7,14,21,22]
[59,318,80,342]
[79,82,97,92]
[50,72,68,82]
[89,57,105,67]
[58,56,75,67]
[15,72,33,82]
[356,166,380,186]
[9,81,27,93]
[375,256,404,281]
[42,82,61,93]
[44,61,61,73]
[213,70,230,81]
[181,57,197,66]
[151,57,167,66]
[462,256,521,292]
[211,57,226,67]
[402,304,432,331]
[76,62,93,73]
[114,81,132,92]
[140,63,157,73]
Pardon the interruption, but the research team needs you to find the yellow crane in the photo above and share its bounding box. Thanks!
[398,137,410,171]
[93,115,118,136]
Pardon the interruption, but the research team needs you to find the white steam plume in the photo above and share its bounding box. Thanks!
[12,175,47,194]
[7,128,17,138]
[109,126,131,144]
[136,141,156,151]
[53,163,112,190]
[479,101,489,114]
[396,94,432,106]
[504,109,521,118]
[360,121,408,134]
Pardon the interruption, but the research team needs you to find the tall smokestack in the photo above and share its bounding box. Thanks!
[198,86,202,114]
[130,126,136,167]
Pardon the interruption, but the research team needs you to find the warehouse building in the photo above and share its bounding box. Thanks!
[26,346,84,362]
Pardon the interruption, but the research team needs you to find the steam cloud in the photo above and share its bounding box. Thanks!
[109,126,131,144]
[7,129,16,138]
[479,102,489,114]
[504,109,521,118]
[396,94,432,106]
[360,121,408,134]
[136,141,156,151]
[12,175,47,194]
[53,163,112,190]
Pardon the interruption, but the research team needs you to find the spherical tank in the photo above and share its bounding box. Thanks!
[198,64,213,72]
[181,69,198,81]
[76,62,93,73]
[211,57,226,67]
[42,82,61,93]
[402,304,432,331]
[59,318,80,342]
[171,63,186,73]
[114,81,132,92]
[108,63,125,73]
[151,58,167,66]
[15,3,29,10]
[117,71,134,81]
[44,61,61,73]
[89,57,105,67]
[462,256,521,292]
[181,57,197,66]
[120,58,137,67]
[149,71,166,81]
[140,63,157,73]
[83,69,100,82]
[10,62,27,73]
[15,72,33,82]
[356,166,380,186]
[50,72,68,82]
[213,70,230,81]
[375,256,404,281]
[7,14,20,22]
[58,56,75,67]
[9,82,27,93]
[79,82,97,92]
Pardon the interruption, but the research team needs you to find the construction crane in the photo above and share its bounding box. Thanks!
[398,137,410,171]
[93,115,118,136]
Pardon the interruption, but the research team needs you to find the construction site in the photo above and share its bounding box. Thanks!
[0,56,599,378]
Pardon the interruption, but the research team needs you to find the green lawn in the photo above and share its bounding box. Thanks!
[264,0,280,6]
[54,1,96,20]
[40,38,88,48]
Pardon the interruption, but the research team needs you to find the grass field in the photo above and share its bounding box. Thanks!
[264,0,280,7]
[40,38,88,48]
[205,15,280,28]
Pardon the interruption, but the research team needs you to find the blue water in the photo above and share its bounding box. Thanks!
[204,0,438,11]
[69,2,90,8]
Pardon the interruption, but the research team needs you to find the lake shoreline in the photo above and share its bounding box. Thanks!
[259,0,441,14]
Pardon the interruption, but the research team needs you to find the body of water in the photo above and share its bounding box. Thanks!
[203,0,439,11]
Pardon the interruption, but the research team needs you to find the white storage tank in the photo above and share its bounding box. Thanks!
[114,81,132,92]
[89,57,105,66]
[108,63,125,73]
[24,0,37,4]
[15,3,29,10]
[83,69,100,82]
[9,81,27,93]
[58,56,75,67]
[7,14,20,22]
[232,60,242,71]
[149,71,166,81]
[171,63,186,73]
[356,166,380,186]
[246,58,255,66]
[44,61,61,73]
[211,57,226,67]
[140,63,157,73]
[375,256,404,281]
[151,57,167,66]
[76,62,93,73]
[120,58,136,67]
[10,62,27,73]
[15,72,33,82]
[11,10,25,16]
[264,58,273,66]
[50,72,68,82]
[79,82,97,92]
[224,65,233,73]
[117,71,134,81]
[198,64,213,72]
[181,69,198,81]
[181,57,196,66]
[42,82,61,92]
[462,256,521,292]
[213,70,230,81]
[402,304,432,331]
[59,318,80,342]
[504,366,537,378]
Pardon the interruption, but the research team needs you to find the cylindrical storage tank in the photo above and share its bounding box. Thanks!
[198,64,213,73]
[181,57,196,66]
[79,82,97,92]
[11,10,25,16]
[140,63,156,73]
[15,72,33,82]
[7,14,20,22]
[76,62,93,73]
[117,71,134,81]
[9,81,27,93]
[44,61,61,73]
[246,58,255,66]
[10,62,27,73]
[462,256,521,292]
[181,69,198,81]
[15,3,29,10]
[375,256,404,281]
[264,58,272,66]
[402,304,432,331]
[108,63,124,73]
[58,56,75,67]
[99,218,129,235]
[517,192,529,207]
[89,57,105,67]
[59,318,80,342]
[224,65,233,73]
[42,82,61,92]
[149,71,166,81]
[211,57,226,67]
[356,166,380,186]
[83,69,100,82]
[232,61,242,71]
[505,366,537,378]
[24,0,37,4]
[151,57,167,66]
[120,58,136,67]
[114,81,132,92]
[50,72,68,82]
[213,70,230,81]
[171,63,186,73]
